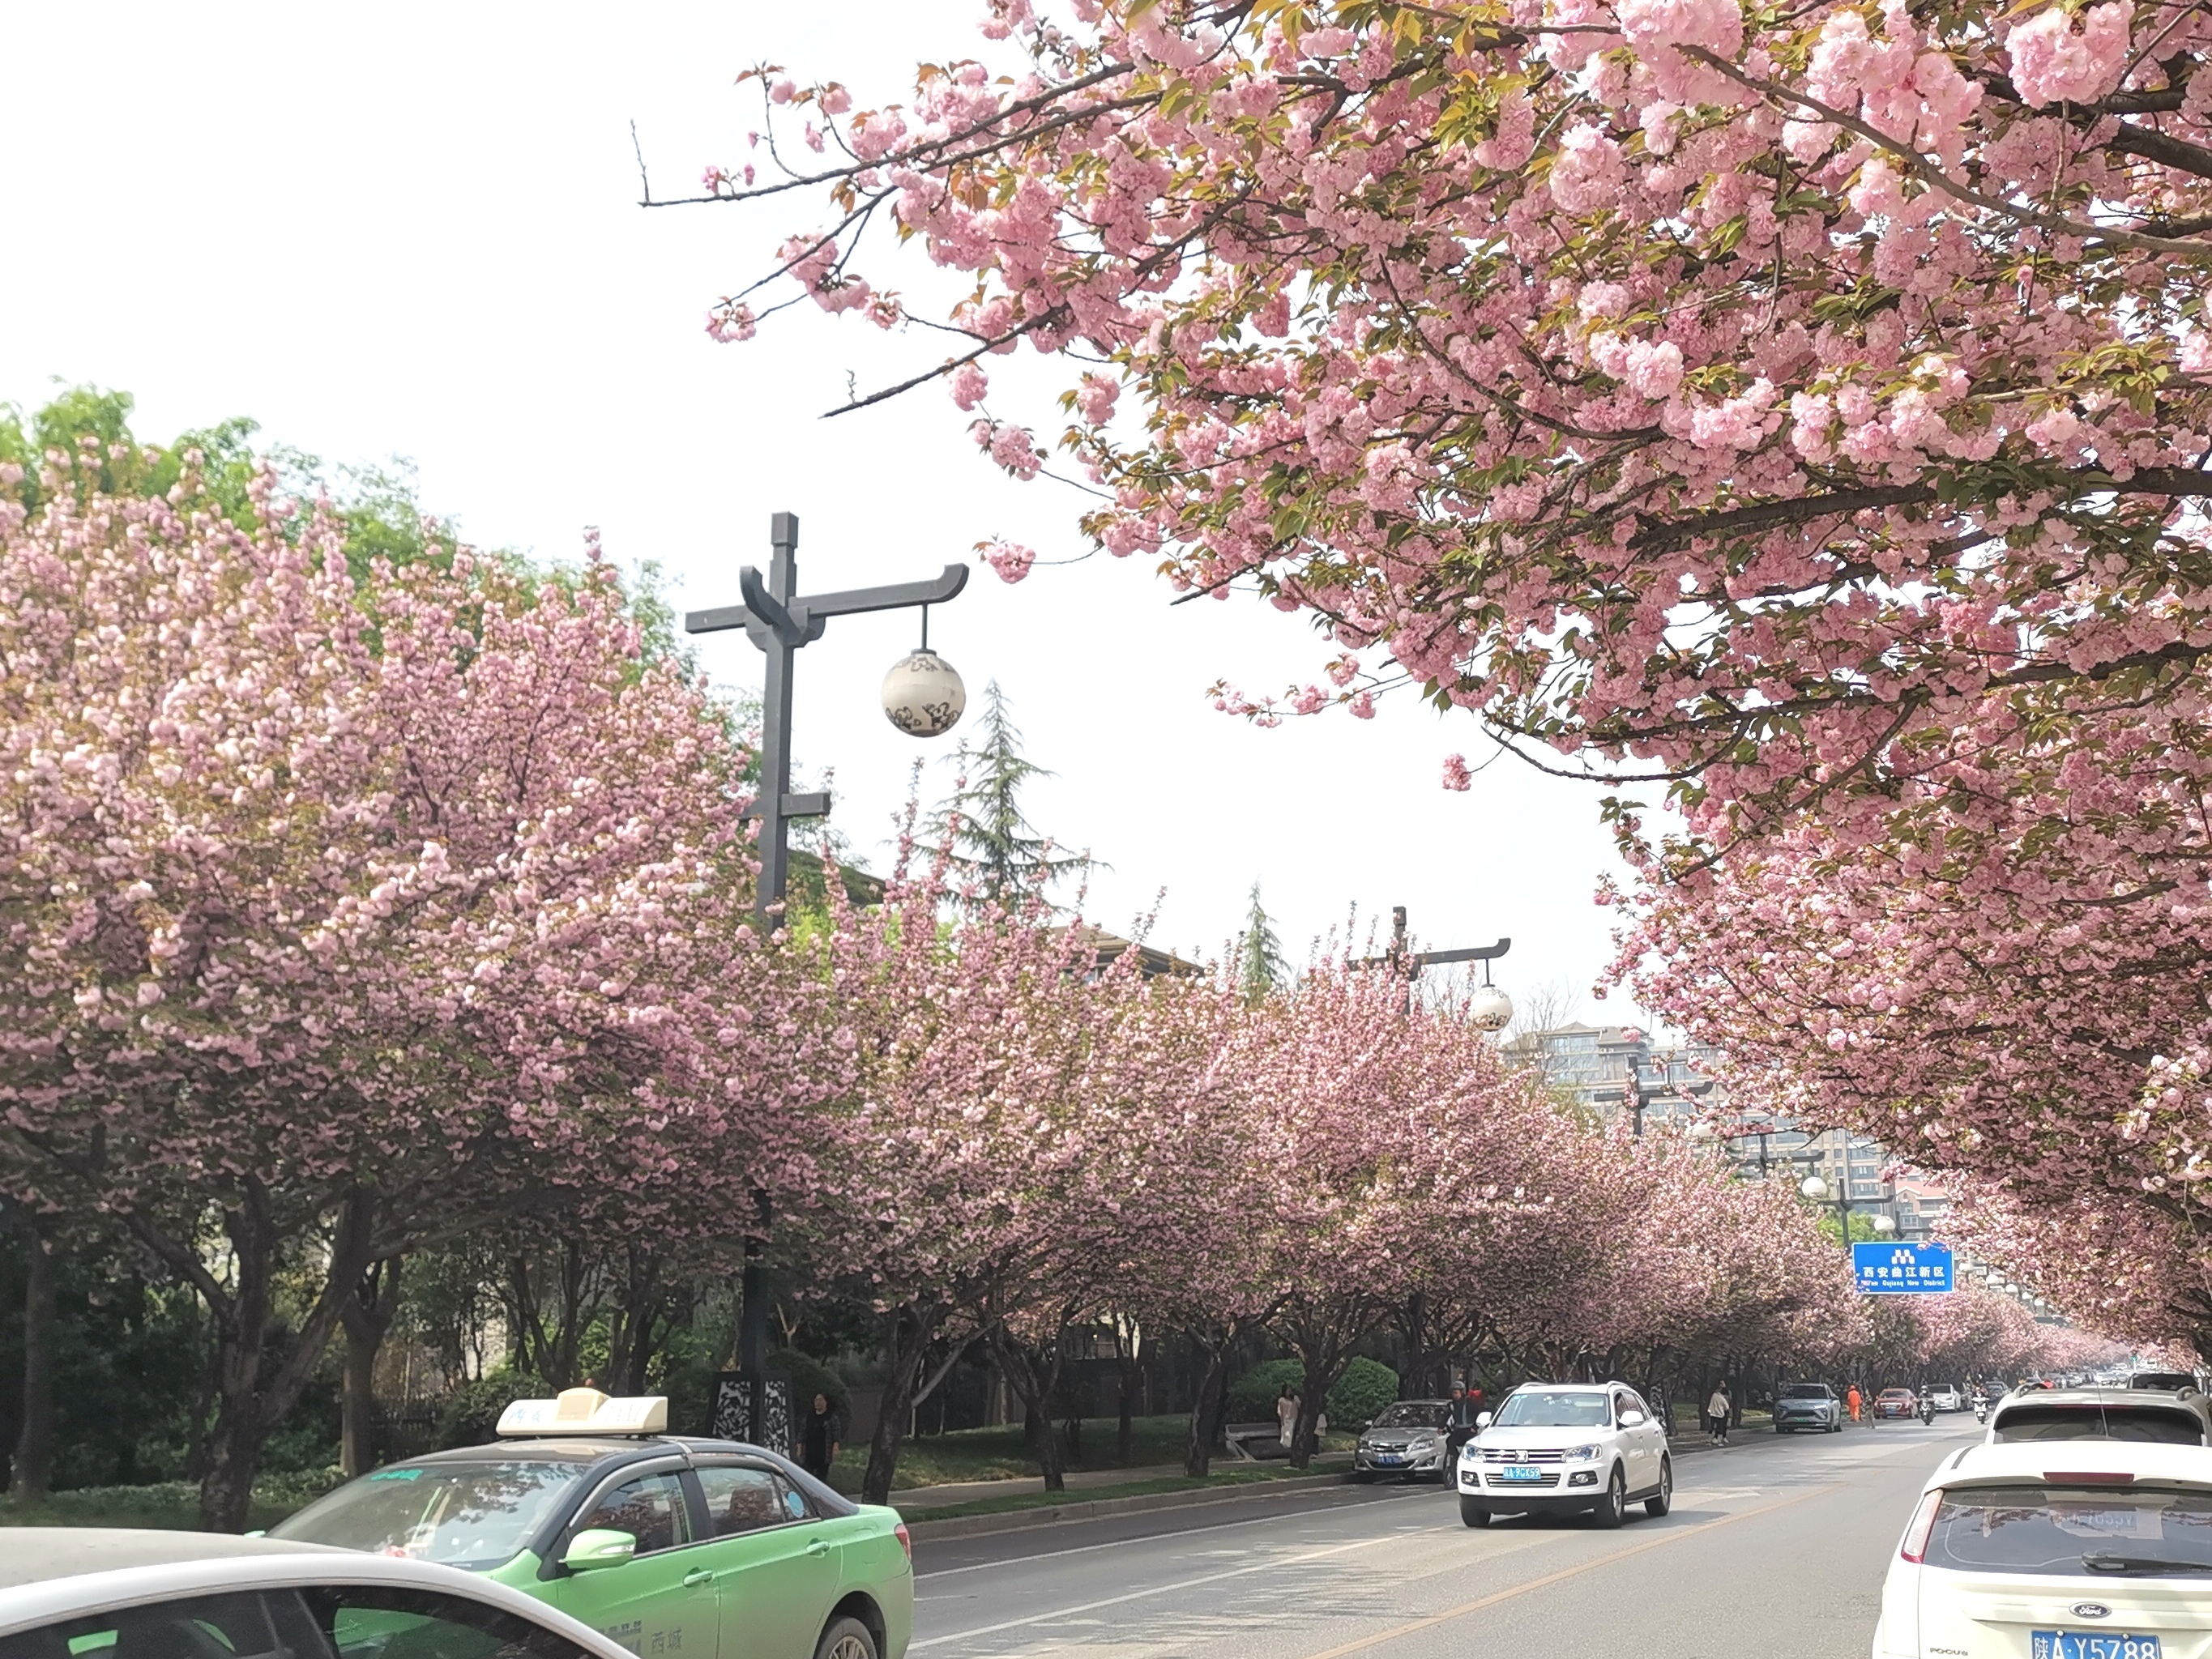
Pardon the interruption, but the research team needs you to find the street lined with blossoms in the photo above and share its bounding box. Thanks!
[912,1420,1974,1659]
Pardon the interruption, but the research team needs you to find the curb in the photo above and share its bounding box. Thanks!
[901,1471,1354,1542]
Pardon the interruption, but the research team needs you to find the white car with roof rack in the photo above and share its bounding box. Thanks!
[1454,1380,1672,1529]
[1874,1439,2212,1658]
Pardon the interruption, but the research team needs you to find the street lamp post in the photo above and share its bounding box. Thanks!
[685,512,969,1445]
[1799,1173,1897,1250]
[1354,906,1512,1025]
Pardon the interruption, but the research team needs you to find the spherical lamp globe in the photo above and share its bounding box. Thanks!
[1873,1214,1897,1236]
[1800,1175,1830,1201]
[1467,984,1514,1033]
[881,649,967,738]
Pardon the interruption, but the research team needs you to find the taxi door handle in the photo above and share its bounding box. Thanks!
[806,1538,830,1558]
[684,1569,715,1588]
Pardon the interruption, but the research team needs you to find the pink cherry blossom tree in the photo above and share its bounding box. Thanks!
[0,452,838,1527]
[685,0,2211,868]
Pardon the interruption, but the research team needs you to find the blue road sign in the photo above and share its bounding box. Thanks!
[1853,1241,1954,1294]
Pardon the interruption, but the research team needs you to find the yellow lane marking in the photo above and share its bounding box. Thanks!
[1294,1483,1842,1659]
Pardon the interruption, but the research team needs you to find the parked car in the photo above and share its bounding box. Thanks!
[1454,1382,1671,1530]
[1927,1385,1964,1413]
[1353,1400,1456,1482]
[1986,1386,2212,1446]
[1873,1439,2212,1658]
[0,1529,633,1659]
[270,1388,912,1659]
[1772,1383,1844,1434]
[1873,1388,1919,1421]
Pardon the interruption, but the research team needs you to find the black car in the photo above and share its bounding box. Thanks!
[1771,1383,1843,1433]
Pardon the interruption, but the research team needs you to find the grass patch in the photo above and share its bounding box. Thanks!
[0,1467,346,1532]
[830,1414,1354,1492]
[900,1462,1339,1521]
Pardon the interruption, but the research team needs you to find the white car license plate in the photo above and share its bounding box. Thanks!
[2032,1633,2161,1659]
[1498,1465,1542,1482]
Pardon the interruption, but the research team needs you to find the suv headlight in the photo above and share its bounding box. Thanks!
[1566,1444,1601,1461]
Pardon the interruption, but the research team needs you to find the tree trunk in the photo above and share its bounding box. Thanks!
[1183,1338,1230,1478]
[192,1183,378,1532]
[339,1257,404,1479]
[1116,1341,1140,1466]
[9,1213,57,1501]
[862,1307,943,1506]
[993,1328,1070,1492]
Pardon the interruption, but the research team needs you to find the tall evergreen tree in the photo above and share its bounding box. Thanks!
[1236,884,1286,1005]
[930,681,1090,908]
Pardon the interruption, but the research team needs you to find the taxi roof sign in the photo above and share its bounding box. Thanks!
[496,1388,668,1437]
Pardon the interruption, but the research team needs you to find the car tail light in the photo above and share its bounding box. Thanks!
[895,1522,912,1561]
[2044,1472,2136,1485]
[1899,1491,1941,1563]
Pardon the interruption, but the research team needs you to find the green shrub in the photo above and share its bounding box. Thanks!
[1327,1358,1400,1432]
[771,1348,849,1415]
[434,1368,551,1449]
[1225,1356,1400,1431]
[1225,1359,1306,1422]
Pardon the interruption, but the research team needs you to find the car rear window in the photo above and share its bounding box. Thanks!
[269,1460,584,1568]
[1924,1484,2212,1577]
[1992,1405,2205,1445]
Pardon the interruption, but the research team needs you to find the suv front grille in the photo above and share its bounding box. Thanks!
[1480,1448,1565,1463]
[1483,1469,1561,1488]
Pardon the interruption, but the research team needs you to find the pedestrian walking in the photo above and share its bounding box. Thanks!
[801,1392,841,1483]
[1276,1386,1298,1450]
[1706,1383,1732,1448]
[1847,1383,1863,1422]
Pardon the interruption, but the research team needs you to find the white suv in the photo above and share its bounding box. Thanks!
[1874,1440,2212,1657]
[1455,1382,1672,1529]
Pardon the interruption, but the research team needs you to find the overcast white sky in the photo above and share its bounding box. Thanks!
[1,2,1642,1023]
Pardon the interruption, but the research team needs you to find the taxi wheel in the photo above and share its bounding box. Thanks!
[814,1617,878,1659]
[1645,1456,1672,1519]
[1458,1497,1490,1528]
[1590,1466,1627,1529]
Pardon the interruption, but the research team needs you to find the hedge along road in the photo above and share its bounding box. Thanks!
[907,1417,1981,1659]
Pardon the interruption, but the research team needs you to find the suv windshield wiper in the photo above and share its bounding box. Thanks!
[2082,1553,2210,1576]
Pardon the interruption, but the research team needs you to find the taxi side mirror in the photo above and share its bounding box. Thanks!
[1475,1411,1492,1431]
[563,1529,638,1572]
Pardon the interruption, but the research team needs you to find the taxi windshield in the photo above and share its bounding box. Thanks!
[268,1461,583,1569]
[1924,1483,2212,1577]
[1492,1390,1611,1428]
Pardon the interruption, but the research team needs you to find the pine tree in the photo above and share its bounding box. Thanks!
[1236,883,1286,1004]
[930,681,1091,908]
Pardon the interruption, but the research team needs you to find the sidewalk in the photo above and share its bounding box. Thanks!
[886,1461,1190,1512]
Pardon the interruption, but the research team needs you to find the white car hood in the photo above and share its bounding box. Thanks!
[1471,1427,1612,1451]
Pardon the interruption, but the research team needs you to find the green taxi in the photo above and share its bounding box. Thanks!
[269,1391,911,1659]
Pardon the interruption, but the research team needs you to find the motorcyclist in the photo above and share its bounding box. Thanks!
[1917,1388,1935,1425]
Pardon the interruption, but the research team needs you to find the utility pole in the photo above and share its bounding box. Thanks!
[685,512,967,1446]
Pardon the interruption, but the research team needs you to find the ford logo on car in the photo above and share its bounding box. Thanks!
[2070,1603,2112,1620]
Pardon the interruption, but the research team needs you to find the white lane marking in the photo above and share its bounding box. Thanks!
[913,1490,1425,1580]
[908,1528,1412,1648]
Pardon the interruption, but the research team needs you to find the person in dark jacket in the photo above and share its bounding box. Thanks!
[801,1392,842,1482]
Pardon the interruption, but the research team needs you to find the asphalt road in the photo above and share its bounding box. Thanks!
[909,1414,1984,1659]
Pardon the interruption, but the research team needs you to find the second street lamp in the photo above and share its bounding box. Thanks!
[1800,1173,1896,1250]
